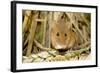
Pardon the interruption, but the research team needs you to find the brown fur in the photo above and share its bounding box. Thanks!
[51,20,79,50]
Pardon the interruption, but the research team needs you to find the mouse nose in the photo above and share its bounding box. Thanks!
[55,45,66,49]
[61,45,66,49]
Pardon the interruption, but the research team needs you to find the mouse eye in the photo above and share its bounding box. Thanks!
[65,33,67,36]
[56,32,59,36]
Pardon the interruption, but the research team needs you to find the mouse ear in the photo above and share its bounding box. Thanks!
[50,20,57,30]
[65,22,73,30]
[62,13,70,22]
[57,12,70,22]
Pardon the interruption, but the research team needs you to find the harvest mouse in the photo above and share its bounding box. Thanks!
[51,17,79,54]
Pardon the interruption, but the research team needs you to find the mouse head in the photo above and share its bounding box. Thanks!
[51,17,72,50]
